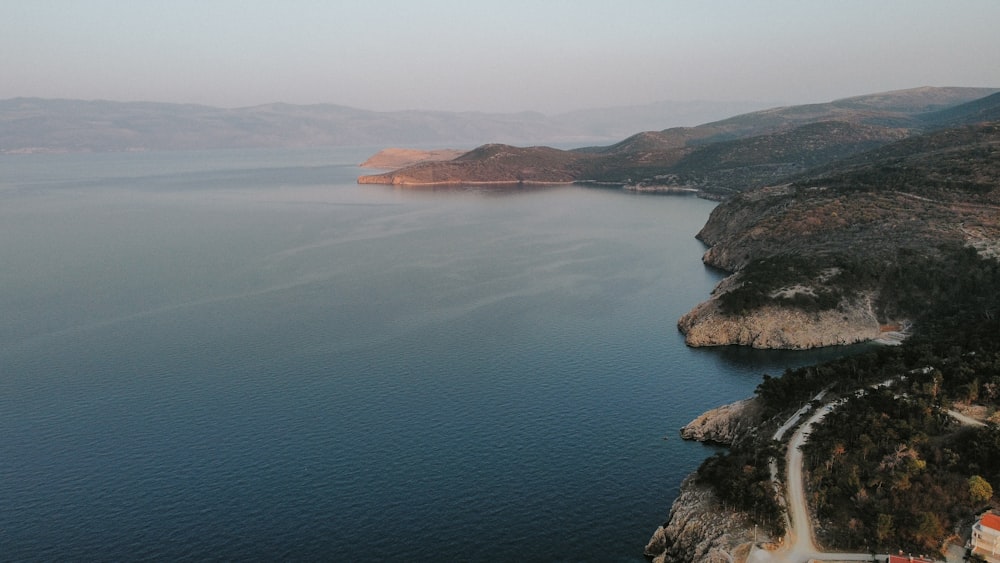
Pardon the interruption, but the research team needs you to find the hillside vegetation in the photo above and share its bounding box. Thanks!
[701,245,1000,553]
[697,122,1000,301]
[675,102,1000,553]
[358,87,998,195]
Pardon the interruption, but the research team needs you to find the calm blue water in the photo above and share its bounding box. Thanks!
[0,148,853,561]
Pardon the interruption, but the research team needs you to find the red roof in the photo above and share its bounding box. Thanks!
[982,512,1000,531]
[888,556,933,563]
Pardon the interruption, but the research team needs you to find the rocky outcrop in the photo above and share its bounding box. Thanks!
[644,476,757,563]
[360,148,467,170]
[644,402,777,562]
[680,397,763,446]
[678,292,882,350]
[357,143,591,186]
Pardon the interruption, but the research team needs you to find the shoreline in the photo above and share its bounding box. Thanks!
[646,397,768,563]
[356,176,576,186]
[623,185,700,194]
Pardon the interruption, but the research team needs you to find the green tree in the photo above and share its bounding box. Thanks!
[876,513,895,544]
[969,475,994,504]
[913,512,945,550]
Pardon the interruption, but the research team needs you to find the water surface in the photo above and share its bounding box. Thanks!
[0,148,852,561]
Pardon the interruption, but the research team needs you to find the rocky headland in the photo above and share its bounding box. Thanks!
[357,143,591,185]
[359,148,467,170]
[647,102,1000,559]
[678,397,764,445]
[646,398,767,562]
[678,293,882,349]
[644,476,759,563]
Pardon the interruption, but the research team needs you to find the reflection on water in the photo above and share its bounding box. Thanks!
[0,148,858,562]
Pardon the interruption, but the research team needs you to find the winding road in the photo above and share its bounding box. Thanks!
[750,393,882,562]
[749,386,984,562]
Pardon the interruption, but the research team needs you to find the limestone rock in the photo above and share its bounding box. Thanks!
[645,476,756,563]
[680,397,763,446]
[359,148,467,170]
[678,292,881,350]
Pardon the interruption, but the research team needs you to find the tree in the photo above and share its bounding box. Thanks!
[913,512,945,550]
[969,475,994,505]
[876,513,894,544]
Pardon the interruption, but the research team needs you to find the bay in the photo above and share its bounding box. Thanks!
[0,147,852,561]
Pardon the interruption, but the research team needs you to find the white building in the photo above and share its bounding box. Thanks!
[972,512,1000,563]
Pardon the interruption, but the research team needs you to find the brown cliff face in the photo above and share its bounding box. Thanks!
[678,294,882,350]
[359,148,467,170]
[357,144,592,185]
[679,397,764,446]
[644,476,758,563]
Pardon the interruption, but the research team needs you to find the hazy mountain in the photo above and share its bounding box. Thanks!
[359,86,999,195]
[916,91,1000,129]
[0,97,775,154]
[549,99,780,139]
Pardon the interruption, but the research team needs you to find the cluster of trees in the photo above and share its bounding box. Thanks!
[696,243,1000,553]
[878,245,1000,324]
[801,389,981,552]
[756,347,905,418]
[717,242,1000,328]
[695,442,785,536]
[716,253,859,316]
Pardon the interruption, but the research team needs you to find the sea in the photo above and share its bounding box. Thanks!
[0,147,855,561]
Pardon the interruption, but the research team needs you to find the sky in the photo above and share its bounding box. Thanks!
[3,0,1000,114]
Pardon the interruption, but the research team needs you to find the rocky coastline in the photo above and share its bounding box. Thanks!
[359,148,467,170]
[644,476,759,563]
[677,291,883,350]
[679,397,764,446]
[645,398,766,562]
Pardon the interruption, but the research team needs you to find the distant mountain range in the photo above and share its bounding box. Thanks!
[0,98,776,154]
[358,87,1000,197]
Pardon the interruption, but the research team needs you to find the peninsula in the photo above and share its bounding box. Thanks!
[359,148,467,170]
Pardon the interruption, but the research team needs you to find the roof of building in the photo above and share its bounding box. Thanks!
[888,556,933,563]
[981,512,1000,532]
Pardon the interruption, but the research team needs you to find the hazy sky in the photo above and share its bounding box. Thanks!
[4,0,999,113]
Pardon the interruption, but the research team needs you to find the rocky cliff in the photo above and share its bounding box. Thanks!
[678,292,882,349]
[642,400,768,562]
[644,476,758,563]
[357,143,590,185]
[359,148,467,170]
[679,397,764,445]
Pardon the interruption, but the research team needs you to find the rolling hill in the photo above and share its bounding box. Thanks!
[358,87,999,196]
